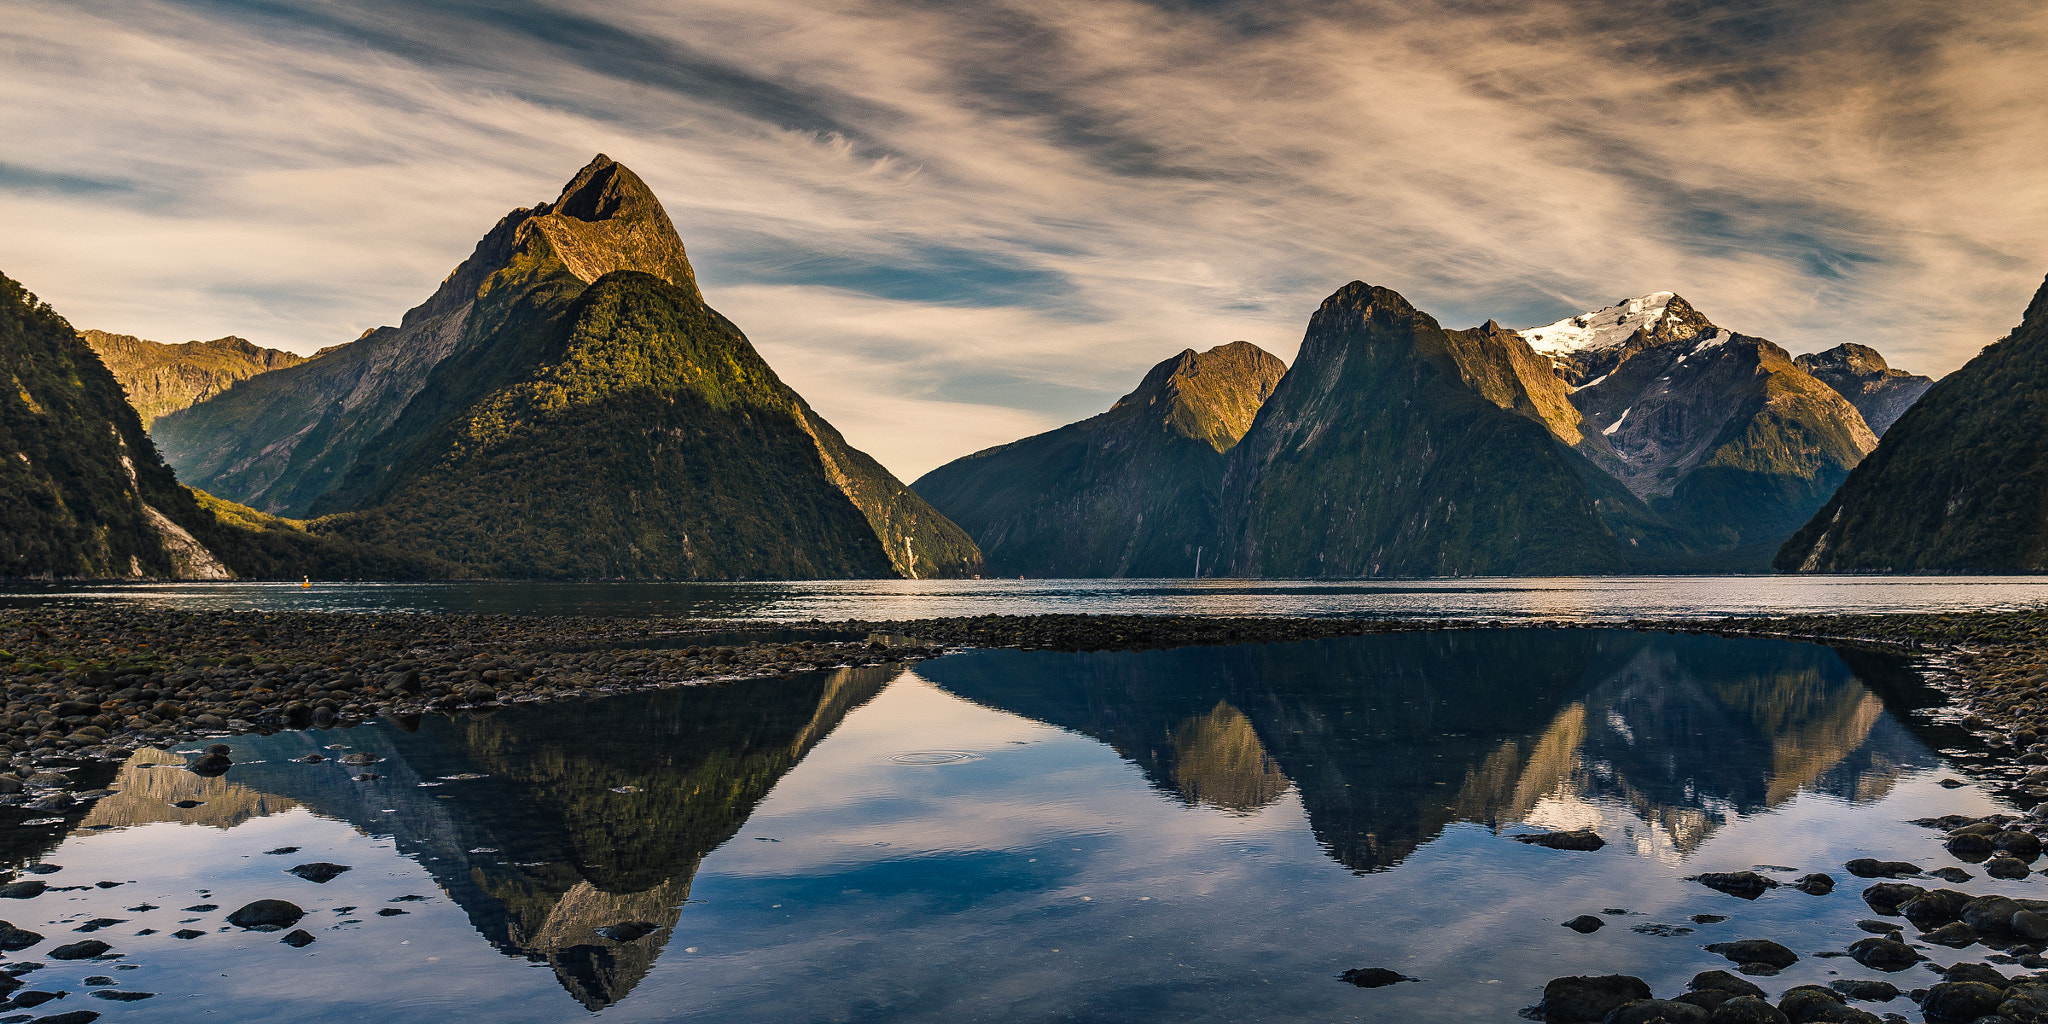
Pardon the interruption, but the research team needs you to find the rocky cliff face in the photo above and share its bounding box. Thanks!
[1794,343,1935,435]
[1218,282,1663,577]
[206,155,984,579]
[1779,273,2048,572]
[913,341,1284,577]
[0,271,446,580]
[81,331,303,426]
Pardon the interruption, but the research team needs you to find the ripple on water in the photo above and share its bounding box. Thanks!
[889,750,983,766]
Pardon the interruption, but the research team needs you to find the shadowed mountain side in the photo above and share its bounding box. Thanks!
[921,631,1932,873]
[82,330,303,426]
[1217,283,1683,577]
[215,665,892,1009]
[1779,273,2048,573]
[914,342,1284,577]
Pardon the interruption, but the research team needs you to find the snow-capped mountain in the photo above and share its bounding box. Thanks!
[1522,292,1719,388]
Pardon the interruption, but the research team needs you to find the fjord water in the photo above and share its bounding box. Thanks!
[0,630,2021,1022]
[9,575,2048,620]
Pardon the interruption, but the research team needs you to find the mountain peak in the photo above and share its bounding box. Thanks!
[1522,291,1681,356]
[522,155,699,296]
[1114,341,1286,453]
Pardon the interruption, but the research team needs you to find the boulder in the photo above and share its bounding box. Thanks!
[1921,980,2007,1020]
[1338,967,1410,988]
[1963,895,2026,933]
[1827,980,1897,1002]
[1792,873,1835,896]
[286,863,351,884]
[1859,882,1926,915]
[49,939,111,959]
[1844,859,1921,879]
[1709,995,1788,1023]
[1705,939,1799,969]
[1697,872,1781,900]
[1845,937,1921,971]
[1989,856,2033,879]
[1563,915,1605,933]
[1606,999,1709,1023]
[1516,830,1605,851]
[1541,975,1652,1022]
[226,899,304,930]
[1690,972,1766,1000]
[1919,921,1978,947]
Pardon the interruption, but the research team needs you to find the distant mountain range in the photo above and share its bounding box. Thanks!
[922,283,1932,575]
[16,148,2040,580]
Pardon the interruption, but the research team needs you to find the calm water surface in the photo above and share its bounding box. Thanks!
[0,630,2027,1022]
[5,575,2048,620]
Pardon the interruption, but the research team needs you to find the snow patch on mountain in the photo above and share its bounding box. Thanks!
[1523,292,1677,356]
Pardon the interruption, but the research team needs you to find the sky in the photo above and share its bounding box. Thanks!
[4,0,2046,480]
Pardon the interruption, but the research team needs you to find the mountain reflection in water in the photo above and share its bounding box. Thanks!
[0,629,1955,1021]
[190,664,888,1009]
[919,630,1931,871]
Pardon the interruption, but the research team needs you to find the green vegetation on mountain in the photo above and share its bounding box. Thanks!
[0,270,448,579]
[157,155,981,580]
[1218,282,1674,576]
[81,330,303,425]
[1779,273,2048,572]
[914,341,1284,577]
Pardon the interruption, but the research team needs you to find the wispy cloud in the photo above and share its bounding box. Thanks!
[3,0,2044,478]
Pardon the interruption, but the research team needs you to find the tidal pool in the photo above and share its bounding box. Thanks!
[0,630,2023,1022]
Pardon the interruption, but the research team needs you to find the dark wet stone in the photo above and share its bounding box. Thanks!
[1990,856,2033,880]
[29,1011,101,1023]
[1697,872,1782,900]
[20,866,58,876]
[1733,963,1782,977]
[1515,830,1605,851]
[1964,896,2027,933]
[0,923,41,952]
[1902,889,1976,930]
[1777,985,1845,1022]
[1949,832,1998,862]
[280,930,314,948]
[263,848,299,856]
[169,800,203,809]
[0,882,46,900]
[1606,998,1709,1023]
[1706,939,1799,969]
[1998,831,2044,862]
[1854,920,1902,935]
[337,753,380,766]
[1939,778,1968,788]
[595,921,658,942]
[389,895,428,903]
[8,990,58,1008]
[170,929,204,940]
[1943,963,2010,988]
[70,919,122,933]
[2000,982,2048,1021]
[89,991,151,1001]
[1675,990,1734,1012]
[1338,967,1410,988]
[181,904,216,912]
[1793,873,1836,895]
[1846,859,1922,879]
[2016,910,2048,942]
[294,754,326,764]
[80,977,111,987]
[186,752,230,776]
[1864,883,1926,916]
[1829,980,1898,1002]
[1708,995,1788,1023]
[286,863,350,884]
[48,939,110,960]
[1930,867,1974,883]
[1921,921,1980,948]
[1563,915,1605,933]
[1540,975,1652,1022]
[375,908,407,917]
[1691,972,1767,999]
[1693,915,1730,924]
[1922,980,2007,1020]
[1847,937,1923,972]
[226,899,303,930]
